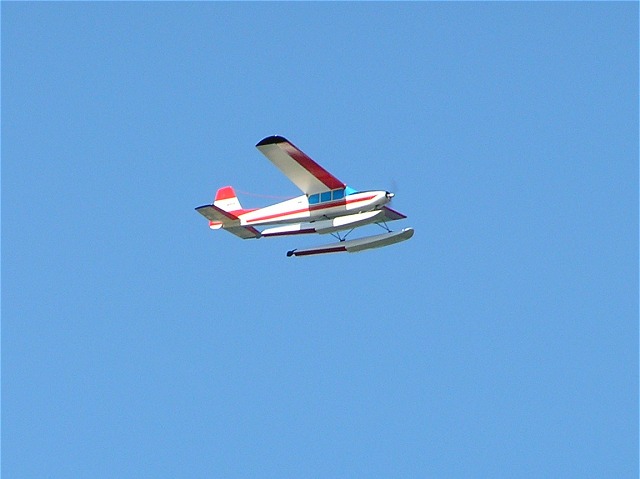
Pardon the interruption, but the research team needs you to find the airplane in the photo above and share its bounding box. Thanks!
[195,135,414,257]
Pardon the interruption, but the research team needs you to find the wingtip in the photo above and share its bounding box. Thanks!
[256,135,287,147]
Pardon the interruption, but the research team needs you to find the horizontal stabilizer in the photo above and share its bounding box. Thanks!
[195,204,261,239]
[195,204,239,223]
[287,228,414,257]
[225,225,262,239]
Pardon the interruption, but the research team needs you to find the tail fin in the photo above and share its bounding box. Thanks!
[213,186,242,212]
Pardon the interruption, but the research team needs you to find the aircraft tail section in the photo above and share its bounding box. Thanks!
[214,186,243,213]
[195,203,261,239]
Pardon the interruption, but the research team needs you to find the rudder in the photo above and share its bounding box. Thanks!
[214,186,242,212]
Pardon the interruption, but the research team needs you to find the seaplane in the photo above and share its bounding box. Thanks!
[195,135,414,257]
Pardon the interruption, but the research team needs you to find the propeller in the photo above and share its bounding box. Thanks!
[389,178,399,195]
[383,178,399,203]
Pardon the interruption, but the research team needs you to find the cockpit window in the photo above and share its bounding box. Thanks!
[309,189,348,204]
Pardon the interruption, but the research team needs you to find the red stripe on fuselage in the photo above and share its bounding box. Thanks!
[244,194,377,224]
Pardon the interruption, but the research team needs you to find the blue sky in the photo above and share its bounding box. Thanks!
[2,2,637,477]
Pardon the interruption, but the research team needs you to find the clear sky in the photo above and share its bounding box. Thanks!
[2,2,638,477]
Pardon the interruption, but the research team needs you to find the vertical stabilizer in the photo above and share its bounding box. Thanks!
[213,186,242,212]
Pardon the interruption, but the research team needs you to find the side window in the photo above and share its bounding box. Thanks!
[320,191,332,202]
[332,189,344,200]
[309,194,320,204]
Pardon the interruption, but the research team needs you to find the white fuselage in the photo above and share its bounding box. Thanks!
[239,190,391,228]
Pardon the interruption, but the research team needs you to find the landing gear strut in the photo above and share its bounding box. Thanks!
[330,228,355,242]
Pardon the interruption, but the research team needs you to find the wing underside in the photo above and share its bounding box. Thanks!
[380,206,407,221]
[256,136,346,195]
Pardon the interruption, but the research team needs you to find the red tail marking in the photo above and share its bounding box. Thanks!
[215,186,237,201]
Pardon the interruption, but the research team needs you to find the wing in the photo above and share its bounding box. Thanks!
[256,136,346,195]
[380,206,407,221]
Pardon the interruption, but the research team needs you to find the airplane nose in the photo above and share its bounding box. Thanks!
[386,191,395,200]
